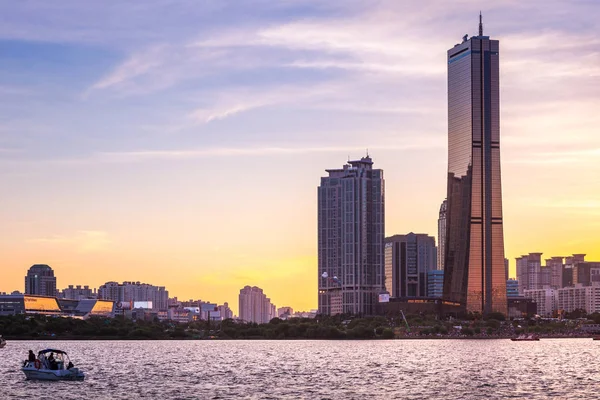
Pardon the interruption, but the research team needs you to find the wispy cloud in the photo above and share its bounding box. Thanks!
[506,148,600,165]
[89,45,168,91]
[96,140,443,163]
[28,230,111,253]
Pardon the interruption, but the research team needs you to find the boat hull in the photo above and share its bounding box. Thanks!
[22,367,84,381]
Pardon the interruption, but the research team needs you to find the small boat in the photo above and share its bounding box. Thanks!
[593,336,600,341]
[511,334,540,341]
[22,349,84,381]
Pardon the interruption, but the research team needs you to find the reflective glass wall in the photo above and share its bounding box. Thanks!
[443,34,507,315]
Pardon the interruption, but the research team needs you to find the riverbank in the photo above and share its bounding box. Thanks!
[2,313,599,341]
[3,335,598,341]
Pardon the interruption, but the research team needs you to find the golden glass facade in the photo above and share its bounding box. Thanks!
[23,295,62,313]
[443,26,507,315]
[90,300,115,315]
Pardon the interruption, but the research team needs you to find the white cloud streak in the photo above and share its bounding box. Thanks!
[96,140,444,163]
[28,230,111,253]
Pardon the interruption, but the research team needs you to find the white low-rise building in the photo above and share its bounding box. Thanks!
[586,283,600,314]
[557,285,587,313]
[523,288,557,317]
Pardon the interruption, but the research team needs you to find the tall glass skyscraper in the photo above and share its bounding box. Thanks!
[318,156,384,315]
[443,15,507,315]
[437,199,447,270]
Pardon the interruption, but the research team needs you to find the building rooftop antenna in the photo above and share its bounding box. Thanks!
[479,11,483,36]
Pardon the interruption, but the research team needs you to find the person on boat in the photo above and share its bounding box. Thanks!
[28,350,35,362]
[48,352,58,370]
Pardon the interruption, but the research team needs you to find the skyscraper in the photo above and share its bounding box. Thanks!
[24,264,57,297]
[318,156,384,315]
[443,15,507,315]
[437,199,447,270]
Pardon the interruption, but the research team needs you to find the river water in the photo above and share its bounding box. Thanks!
[0,339,598,399]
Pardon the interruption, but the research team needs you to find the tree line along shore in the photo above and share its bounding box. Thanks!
[1,310,598,340]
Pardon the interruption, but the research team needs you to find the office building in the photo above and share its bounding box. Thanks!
[239,286,276,324]
[443,15,507,314]
[437,199,447,270]
[507,297,537,319]
[24,264,57,297]
[427,270,444,298]
[385,233,437,298]
[506,279,519,298]
[318,156,385,315]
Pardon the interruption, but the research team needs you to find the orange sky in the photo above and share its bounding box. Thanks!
[1,2,599,315]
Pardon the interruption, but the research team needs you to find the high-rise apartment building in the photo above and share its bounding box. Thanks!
[239,286,276,324]
[563,254,586,287]
[523,288,557,317]
[443,15,507,314]
[318,156,385,315]
[557,285,587,313]
[218,302,233,320]
[516,253,544,293]
[546,257,565,289]
[384,233,437,298]
[98,281,169,311]
[437,199,447,270]
[573,262,600,286]
[60,285,96,300]
[24,264,57,297]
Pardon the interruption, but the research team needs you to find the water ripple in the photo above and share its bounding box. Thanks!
[0,339,598,399]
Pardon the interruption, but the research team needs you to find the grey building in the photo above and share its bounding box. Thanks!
[385,233,437,298]
[318,156,384,315]
[24,264,57,297]
[437,199,447,270]
[443,15,507,315]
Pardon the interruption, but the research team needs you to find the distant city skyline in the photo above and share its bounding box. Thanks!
[1,2,599,315]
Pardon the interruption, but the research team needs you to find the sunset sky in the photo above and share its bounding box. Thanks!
[1,1,599,314]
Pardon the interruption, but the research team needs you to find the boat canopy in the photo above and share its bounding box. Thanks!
[38,349,68,355]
